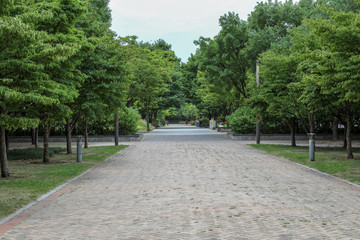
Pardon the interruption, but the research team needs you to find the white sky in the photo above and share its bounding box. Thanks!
[109,0,297,62]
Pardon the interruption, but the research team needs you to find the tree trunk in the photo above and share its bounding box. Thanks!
[345,104,354,159]
[31,128,36,145]
[290,119,296,147]
[43,118,50,164]
[84,120,89,148]
[146,98,151,132]
[154,111,158,128]
[115,113,119,146]
[309,112,314,133]
[65,118,72,154]
[332,117,339,141]
[34,128,39,148]
[285,118,297,147]
[146,108,150,132]
[5,130,9,154]
[0,127,10,178]
[343,125,347,149]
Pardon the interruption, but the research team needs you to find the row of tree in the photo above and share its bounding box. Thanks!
[2,0,359,178]
[178,0,360,159]
[0,0,179,178]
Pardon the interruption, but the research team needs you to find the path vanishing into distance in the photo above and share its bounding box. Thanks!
[1,125,360,239]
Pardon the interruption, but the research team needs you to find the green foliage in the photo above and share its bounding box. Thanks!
[158,71,186,110]
[77,35,128,121]
[246,0,306,66]
[179,54,202,105]
[316,0,360,13]
[76,0,128,125]
[196,12,249,100]
[125,43,174,130]
[290,9,360,119]
[76,0,113,37]
[227,106,257,134]
[0,4,57,130]
[180,104,199,120]
[201,117,210,127]
[118,108,140,135]
[255,41,304,133]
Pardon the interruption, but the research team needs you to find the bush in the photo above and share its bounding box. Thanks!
[137,119,154,132]
[8,147,66,160]
[118,108,141,135]
[227,106,257,134]
[201,117,210,127]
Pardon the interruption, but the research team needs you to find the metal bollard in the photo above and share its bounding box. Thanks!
[77,136,82,163]
[309,133,315,161]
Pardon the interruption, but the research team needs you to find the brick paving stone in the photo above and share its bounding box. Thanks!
[1,127,360,239]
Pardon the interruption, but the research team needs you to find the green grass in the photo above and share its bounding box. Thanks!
[0,145,127,219]
[249,144,360,185]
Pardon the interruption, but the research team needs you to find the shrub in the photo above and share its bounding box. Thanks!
[8,147,66,160]
[118,108,141,135]
[227,106,257,134]
[201,117,210,127]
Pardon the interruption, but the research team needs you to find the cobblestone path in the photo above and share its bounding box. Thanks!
[1,127,360,239]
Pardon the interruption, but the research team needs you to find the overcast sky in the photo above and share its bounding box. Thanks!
[109,0,296,62]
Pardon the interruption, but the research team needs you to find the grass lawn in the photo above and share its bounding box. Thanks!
[249,144,360,185]
[0,145,127,219]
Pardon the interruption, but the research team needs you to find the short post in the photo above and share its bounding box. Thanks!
[77,136,82,163]
[309,133,315,161]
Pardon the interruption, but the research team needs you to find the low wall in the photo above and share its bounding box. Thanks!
[226,133,360,141]
[9,134,144,143]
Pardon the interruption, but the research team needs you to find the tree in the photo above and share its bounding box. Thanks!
[127,48,171,131]
[180,104,199,121]
[31,0,88,163]
[316,0,360,12]
[66,0,128,150]
[179,54,202,105]
[196,12,250,100]
[196,70,237,118]
[291,9,360,159]
[0,1,61,176]
[246,0,306,68]
[258,39,302,146]
[77,35,129,147]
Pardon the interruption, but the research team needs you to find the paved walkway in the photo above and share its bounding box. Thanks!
[1,126,360,239]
